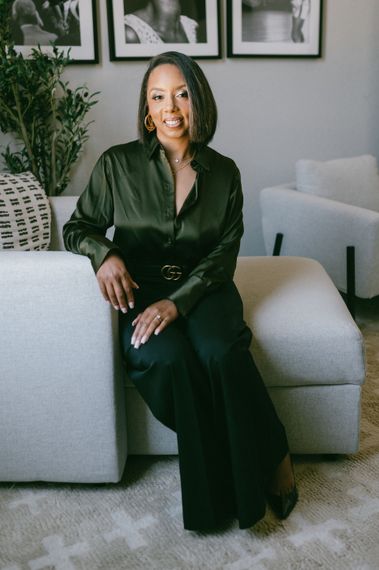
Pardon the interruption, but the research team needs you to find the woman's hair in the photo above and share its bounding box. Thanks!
[138,51,218,147]
[12,0,37,20]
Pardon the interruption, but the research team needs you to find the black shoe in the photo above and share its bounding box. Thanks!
[266,485,299,519]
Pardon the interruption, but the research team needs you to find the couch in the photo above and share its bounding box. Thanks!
[0,196,366,483]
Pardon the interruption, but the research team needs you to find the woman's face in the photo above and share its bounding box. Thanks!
[147,64,191,147]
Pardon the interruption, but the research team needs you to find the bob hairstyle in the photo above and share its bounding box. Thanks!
[138,51,217,147]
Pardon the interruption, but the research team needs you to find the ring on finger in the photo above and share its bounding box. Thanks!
[155,314,162,321]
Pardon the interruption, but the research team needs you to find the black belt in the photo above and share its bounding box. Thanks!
[130,263,189,282]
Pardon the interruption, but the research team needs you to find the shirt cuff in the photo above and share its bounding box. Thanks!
[83,236,124,274]
[167,275,209,317]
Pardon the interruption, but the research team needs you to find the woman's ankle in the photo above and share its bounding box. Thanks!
[268,453,295,496]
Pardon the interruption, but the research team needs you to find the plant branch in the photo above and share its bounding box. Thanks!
[10,81,39,179]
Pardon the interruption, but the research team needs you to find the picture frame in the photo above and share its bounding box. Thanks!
[11,0,99,64]
[227,0,323,58]
[107,0,221,60]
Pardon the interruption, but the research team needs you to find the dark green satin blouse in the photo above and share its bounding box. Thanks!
[63,136,244,316]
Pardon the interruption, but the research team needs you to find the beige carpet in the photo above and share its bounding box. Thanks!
[1,301,378,570]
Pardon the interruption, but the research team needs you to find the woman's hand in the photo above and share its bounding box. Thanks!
[131,300,179,349]
[96,253,139,313]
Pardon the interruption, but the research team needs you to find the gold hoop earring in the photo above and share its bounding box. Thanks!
[144,114,156,133]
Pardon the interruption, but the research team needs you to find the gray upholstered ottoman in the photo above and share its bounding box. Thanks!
[125,256,366,456]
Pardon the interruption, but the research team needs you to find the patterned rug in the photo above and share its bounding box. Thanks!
[1,301,378,570]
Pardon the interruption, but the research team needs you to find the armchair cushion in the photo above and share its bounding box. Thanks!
[296,155,379,211]
[0,172,51,250]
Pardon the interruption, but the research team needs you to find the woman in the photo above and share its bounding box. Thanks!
[124,0,198,44]
[291,0,311,43]
[63,51,298,531]
[11,0,58,45]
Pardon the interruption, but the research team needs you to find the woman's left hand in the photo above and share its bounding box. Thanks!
[131,299,179,349]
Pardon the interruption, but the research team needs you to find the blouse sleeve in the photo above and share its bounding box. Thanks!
[63,153,123,273]
[167,167,244,316]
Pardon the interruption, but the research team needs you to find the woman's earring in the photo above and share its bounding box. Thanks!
[144,114,156,133]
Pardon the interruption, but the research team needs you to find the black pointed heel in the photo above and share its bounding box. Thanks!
[266,485,299,519]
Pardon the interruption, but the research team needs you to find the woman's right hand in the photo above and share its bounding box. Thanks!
[96,253,139,313]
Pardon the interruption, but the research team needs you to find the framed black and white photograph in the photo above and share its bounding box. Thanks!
[10,0,99,63]
[227,0,323,57]
[107,0,220,60]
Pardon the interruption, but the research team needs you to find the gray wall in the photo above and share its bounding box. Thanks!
[2,0,379,254]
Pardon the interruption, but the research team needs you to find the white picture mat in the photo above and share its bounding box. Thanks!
[15,0,97,61]
[111,0,219,58]
[232,0,321,56]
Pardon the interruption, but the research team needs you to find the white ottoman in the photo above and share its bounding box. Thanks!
[125,257,366,455]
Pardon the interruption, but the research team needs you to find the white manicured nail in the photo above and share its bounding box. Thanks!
[141,335,147,344]
[129,301,134,309]
[121,307,127,314]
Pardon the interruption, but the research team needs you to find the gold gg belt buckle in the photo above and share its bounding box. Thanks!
[161,264,183,281]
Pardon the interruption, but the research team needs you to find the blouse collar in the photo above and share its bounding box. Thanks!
[144,134,211,173]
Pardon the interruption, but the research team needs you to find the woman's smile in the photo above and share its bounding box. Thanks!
[164,116,183,128]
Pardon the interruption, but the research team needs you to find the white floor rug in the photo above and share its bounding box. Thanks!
[1,301,378,570]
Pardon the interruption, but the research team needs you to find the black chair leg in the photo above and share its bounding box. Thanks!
[346,246,356,320]
[273,233,283,256]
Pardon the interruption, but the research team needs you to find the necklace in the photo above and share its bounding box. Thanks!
[169,156,193,174]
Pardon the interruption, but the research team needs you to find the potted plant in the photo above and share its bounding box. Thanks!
[0,0,98,196]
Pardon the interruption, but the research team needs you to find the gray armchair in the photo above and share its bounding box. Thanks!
[260,155,379,317]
